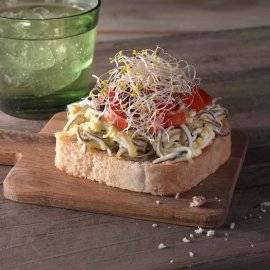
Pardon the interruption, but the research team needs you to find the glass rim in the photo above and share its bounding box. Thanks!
[0,0,101,21]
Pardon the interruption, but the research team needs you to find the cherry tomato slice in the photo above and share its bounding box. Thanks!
[164,111,186,127]
[197,87,212,105]
[105,106,128,131]
[180,86,212,113]
[149,111,187,133]
[182,92,204,112]
[98,91,115,103]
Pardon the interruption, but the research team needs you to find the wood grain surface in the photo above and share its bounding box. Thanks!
[0,113,247,228]
[97,0,270,41]
[0,26,270,269]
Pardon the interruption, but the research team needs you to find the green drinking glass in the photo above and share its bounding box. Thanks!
[0,0,100,119]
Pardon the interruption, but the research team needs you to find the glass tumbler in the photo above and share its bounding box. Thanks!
[0,0,100,119]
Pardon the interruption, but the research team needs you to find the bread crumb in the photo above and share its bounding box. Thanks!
[175,193,180,199]
[225,238,228,241]
[194,227,204,234]
[250,244,254,248]
[189,234,194,238]
[225,232,229,237]
[156,200,160,205]
[152,223,158,228]
[158,243,167,249]
[190,196,206,207]
[259,215,262,219]
[230,222,235,230]
[260,208,266,213]
[249,213,252,217]
[218,199,222,202]
[182,237,191,243]
[206,230,215,237]
[261,202,270,207]
[189,251,194,257]
[170,259,174,264]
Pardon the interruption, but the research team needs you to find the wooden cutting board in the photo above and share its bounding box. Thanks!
[0,112,248,228]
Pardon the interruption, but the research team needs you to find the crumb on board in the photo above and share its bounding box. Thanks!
[152,223,158,228]
[190,196,206,207]
[182,237,191,243]
[190,234,194,238]
[175,193,180,199]
[194,227,204,234]
[158,243,167,249]
[170,259,174,264]
[261,202,270,207]
[156,200,160,205]
[189,251,194,257]
[230,222,236,230]
[206,230,215,237]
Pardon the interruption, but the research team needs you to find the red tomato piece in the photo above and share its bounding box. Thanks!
[98,91,115,103]
[181,92,204,112]
[180,86,212,113]
[105,106,128,131]
[164,111,186,127]
[98,95,105,102]
[196,86,212,105]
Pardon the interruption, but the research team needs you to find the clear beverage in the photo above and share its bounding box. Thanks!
[0,1,100,119]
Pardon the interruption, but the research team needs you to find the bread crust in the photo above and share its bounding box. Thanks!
[55,120,231,195]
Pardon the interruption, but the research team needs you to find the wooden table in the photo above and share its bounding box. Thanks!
[97,0,270,41]
[1,24,270,270]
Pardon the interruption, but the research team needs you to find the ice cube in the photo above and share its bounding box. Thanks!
[32,7,50,19]
[16,10,27,19]
[0,11,16,18]
[0,19,95,97]
[0,37,82,96]
[0,39,55,70]
[0,59,82,97]
[1,6,51,20]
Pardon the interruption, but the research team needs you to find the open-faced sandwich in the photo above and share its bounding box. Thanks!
[55,47,231,195]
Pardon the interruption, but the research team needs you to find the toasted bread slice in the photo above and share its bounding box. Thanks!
[55,120,231,195]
